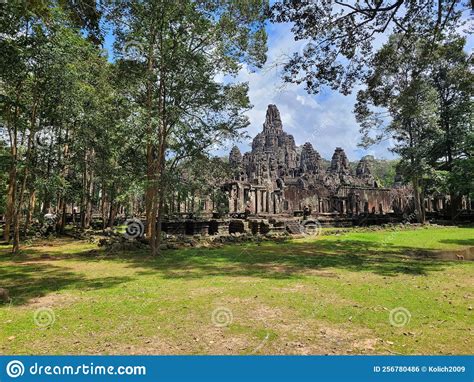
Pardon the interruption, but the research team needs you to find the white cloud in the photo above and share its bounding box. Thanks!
[217,18,472,162]
[216,23,395,162]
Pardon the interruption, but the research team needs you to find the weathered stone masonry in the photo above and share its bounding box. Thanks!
[225,104,401,217]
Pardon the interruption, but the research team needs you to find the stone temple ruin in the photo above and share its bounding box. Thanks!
[160,104,472,236]
[225,104,401,217]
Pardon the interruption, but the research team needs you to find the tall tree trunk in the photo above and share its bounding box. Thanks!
[24,188,36,233]
[101,187,107,230]
[412,176,426,224]
[12,169,28,252]
[86,168,94,228]
[55,197,67,234]
[108,199,117,228]
[144,27,157,239]
[153,133,167,256]
[4,85,23,243]
[4,164,16,243]
[149,180,159,255]
[145,155,156,237]
[12,98,38,253]
[151,56,168,256]
[80,150,88,230]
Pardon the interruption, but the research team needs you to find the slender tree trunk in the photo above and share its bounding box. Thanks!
[80,150,88,230]
[86,172,93,228]
[151,57,168,256]
[108,200,117,228]
[412,176,426,224]
[144,25,157,239]
[12,169,28,252]
[12,98,38,253]
[4,164,16,243]
[25,188,36,233]
[4,85,22,243]
[101,187,107,230]
[149,178,159,255]
[153,136,167,255]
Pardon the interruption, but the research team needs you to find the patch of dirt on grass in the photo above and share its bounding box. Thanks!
[18,255,62,264]
[103,327,253,355]
[219,298,284,320]
[352,338,379,352]
[272,283,308,293]
[24,293,80,309]
[266,321,381,355]
[301,269,340,278]
[255,263,298,272]
[188,286,223,297]
[253,304,284,320]
[191,328,252,355]
[104,337,184,355]
[407,247,474,261]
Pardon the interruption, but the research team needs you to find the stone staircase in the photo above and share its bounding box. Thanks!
[285,221,304,235]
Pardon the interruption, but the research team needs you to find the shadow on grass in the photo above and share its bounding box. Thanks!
[0,251,132,305]
[439,238,474,246]
[0,235,472,305]
[141,239,470,280]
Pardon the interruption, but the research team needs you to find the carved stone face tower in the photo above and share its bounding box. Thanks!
[328,147,350,175]
[246,105,298,181]
[300,142,322,174]
[225,103,396,216]
[229,146,242,168]
[263,104,283,133]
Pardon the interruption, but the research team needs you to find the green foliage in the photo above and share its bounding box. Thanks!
[271,0,466,94]
[355,34,472,212]
[0,0,269,245]
[350,157,399,188]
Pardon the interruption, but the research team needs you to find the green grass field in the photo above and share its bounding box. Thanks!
[0,226,473,355]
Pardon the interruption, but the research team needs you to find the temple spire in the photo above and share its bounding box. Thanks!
[263,104,283,133]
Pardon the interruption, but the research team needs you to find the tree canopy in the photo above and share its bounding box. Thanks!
[271,0,468,94]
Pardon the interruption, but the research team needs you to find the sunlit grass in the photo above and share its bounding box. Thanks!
[0,226,472,355]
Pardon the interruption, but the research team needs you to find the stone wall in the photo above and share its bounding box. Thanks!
[225,104,412,217]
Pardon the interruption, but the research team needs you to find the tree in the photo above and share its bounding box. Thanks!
[0,1,54,250]
[428,38,473,216]
[355,35,442,223]
[0,2,114,251]
[271,0,467,94]
[110,0,268,255]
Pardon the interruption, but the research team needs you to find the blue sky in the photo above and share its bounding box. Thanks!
[103,13,473,162]
[228,18,473,162]
[227,21,392,162]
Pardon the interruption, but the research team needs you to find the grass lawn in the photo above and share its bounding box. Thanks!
[0,226,473,355]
